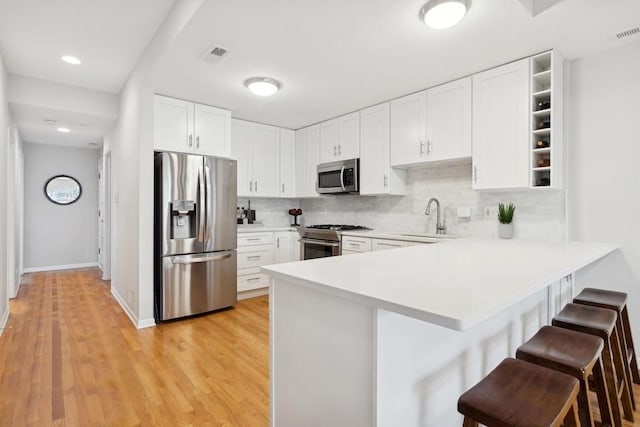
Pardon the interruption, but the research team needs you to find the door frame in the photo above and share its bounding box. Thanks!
[102,151,112,281]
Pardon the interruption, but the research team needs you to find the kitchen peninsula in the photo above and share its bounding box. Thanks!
[262,238,618,427]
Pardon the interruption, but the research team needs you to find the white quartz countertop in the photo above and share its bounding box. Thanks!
[340,229,461,244]
[262,238,618,330]
[237,225,298,233]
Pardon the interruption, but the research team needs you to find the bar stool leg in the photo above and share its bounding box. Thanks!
[564,400,580,427]
[622,306,640,384]
[612,325,634,421]
[615,318,636,409]
[462,417,478,427]
[602,338,623,427]
[593,356,614,427]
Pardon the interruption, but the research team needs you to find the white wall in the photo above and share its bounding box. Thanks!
[568,40,640,342]
[23,143,99,271]
[0,50,9,330]
[301,162,566,240]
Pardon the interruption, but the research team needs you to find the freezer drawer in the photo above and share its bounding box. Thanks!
[158,250,237,321]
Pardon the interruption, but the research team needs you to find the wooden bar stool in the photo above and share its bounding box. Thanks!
[553,303,634,427]
[516,325,612,427]
[458,358,581,427]
[574,288,640,390]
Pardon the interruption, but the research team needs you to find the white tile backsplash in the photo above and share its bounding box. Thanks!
[237,197,302,228]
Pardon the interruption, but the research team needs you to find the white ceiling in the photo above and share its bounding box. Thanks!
[150,0,640,129]
[0,0,175,93]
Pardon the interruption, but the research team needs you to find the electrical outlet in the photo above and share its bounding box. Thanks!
[484,206,498,219]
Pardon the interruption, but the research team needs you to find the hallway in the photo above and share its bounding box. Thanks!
[0,268,269,426]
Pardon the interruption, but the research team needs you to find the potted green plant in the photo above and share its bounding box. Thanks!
[497,202,516,239]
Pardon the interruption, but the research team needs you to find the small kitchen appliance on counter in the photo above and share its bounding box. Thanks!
[297,224,370,260]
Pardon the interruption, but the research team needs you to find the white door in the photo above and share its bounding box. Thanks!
[426,77,472,162]
[154,95,194,153]
[194,103,231,157]
[103,151,112,281]
[231,119,252,197]
[274,232,296,263]
[305,125,321,198]
[279,129,296,197]
[295,129,307,197]
[337,112,360,160]
[360,103,390,195]
[250,123,280,197]
[472,59,530,189]
[390,91,427,166]
[320,118,339,163]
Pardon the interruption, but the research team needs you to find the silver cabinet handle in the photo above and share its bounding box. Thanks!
[196,136,200,149]
[338,144,341,155]
[277,237,280,249]
[247,277,260,282]
[189,135,193,148]
[473,166,478,183]
[333,145,337,156]
[246,237,261,241]
[255,181,258,192]
[383,174,388,187]
[419,141,425,155]
[171,252,232,264]
[282,183,285,193]
[427,140,432,155]
[247,255,261,260]
[249,181,253,192]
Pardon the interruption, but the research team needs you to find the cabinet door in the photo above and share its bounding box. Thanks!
[305,125,321,198]
[279,129,296,197]
[194,103,231,157]
[360,103,390,195]
[320,119,339,163]
[295,129,307,197]
[390,91,427,166]
[154,95,194,153]
[371,239,406,251]
[231,119,252,197]
[250,123,280,197]
[337,112,360,160]
[472,59,530,189]
[274,232,296,263]
[426,77,472,162]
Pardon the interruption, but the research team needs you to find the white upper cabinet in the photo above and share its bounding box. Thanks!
[154,95,231,157]
[425,77,472,162]
[294,126,320,198]
[279,129,296,198]
[320,112,360,163]
[360,103,406,195]
[231,119,280,198]
[472,58,530,190]
[390,91,427,167]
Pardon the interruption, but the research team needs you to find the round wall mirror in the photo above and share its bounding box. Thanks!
[44,175,82,205]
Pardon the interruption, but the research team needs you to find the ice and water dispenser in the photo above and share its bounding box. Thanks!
[170,200,197,239]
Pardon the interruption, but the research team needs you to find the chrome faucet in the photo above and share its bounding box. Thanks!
[425,197,447,235]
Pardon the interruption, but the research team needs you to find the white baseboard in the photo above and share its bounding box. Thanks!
[0,307,9,335]
[238,288,269,300]
[24,262,98,273]
[111,287,156,329]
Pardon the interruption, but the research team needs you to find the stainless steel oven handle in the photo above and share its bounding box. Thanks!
[171,252,233,264]
[300,238,340,247]
[340,165,345,191]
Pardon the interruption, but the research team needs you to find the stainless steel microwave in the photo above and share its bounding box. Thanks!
[316,158,359,194]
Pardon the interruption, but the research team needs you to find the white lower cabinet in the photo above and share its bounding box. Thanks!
[342,235,423,255]
[237,231,300,297]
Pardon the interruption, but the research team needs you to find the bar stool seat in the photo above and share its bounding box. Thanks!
[553,303,634,427]
[516,325,612,427]
[574,288,640,387]
[458,358,581,427]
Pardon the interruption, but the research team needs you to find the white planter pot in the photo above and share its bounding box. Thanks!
[498,223,513,239]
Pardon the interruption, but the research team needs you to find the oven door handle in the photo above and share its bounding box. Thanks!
[300,238,340,247]
[340,166,346,191]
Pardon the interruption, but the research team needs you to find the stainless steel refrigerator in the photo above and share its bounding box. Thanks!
[154,152,237,322]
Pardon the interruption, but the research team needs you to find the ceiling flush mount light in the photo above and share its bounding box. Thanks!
[61,55,82,65]
[244,77,282,97]
[57,127,71,133]
[420,0,470,29]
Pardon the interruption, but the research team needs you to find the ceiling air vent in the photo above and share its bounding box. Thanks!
[616,26,640,40]
[201,44,230,65]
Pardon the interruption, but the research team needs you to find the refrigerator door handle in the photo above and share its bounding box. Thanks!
[171,252,233,264]
[204,164,212,242]
[197,165,206,242]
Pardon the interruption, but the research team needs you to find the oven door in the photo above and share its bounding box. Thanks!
[300,238,340,260]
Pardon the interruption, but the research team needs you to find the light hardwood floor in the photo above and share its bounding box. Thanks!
[0,268,269,426]
[2,268,640,426]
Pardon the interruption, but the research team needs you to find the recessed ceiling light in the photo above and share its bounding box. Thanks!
[57,127,71,133]
[61,55,82,65]
[420,0,470,29]
[244,77,282,97]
